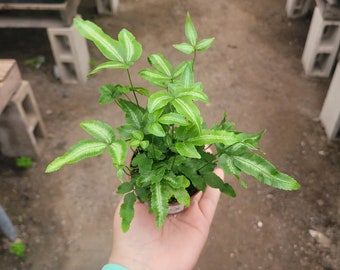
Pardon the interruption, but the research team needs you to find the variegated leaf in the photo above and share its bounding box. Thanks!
[45,140,106,173]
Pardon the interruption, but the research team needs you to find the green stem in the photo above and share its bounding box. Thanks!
[127,69,139,106]
[192,50,197,71]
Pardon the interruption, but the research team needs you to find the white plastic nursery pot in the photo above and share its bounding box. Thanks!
[168,202,186,215]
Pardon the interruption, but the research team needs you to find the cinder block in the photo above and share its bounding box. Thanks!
[320,61,340,140]
[316,0,340,20]
[302,6,340,77]
[0,80,47,158]
[0,59,22,114]
[286,0,314,19]
[96,0,119,14]
[47,22,90,84]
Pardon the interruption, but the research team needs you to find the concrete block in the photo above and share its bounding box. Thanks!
[0,59,22,114]
[47,22,90,84]
[0,80,47,158]
[320,61,340,140]
[286,0,314,19]
[96,0,119,15]
[316,0,340,20]
[302,6,340,77]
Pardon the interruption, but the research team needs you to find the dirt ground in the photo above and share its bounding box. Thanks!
[0,0,339,269]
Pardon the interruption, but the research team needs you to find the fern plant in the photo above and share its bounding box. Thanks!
[45,13,300,232]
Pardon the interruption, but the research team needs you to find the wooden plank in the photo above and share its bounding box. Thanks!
[0,15,65,28]
[0,2,67,11]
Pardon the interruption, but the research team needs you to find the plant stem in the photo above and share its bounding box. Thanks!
[192,50,197,71]
[127,69,139,106]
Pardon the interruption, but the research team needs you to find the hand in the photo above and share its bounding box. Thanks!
[108,168,224,270]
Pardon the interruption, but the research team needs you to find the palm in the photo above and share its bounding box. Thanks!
[110,168,223,270]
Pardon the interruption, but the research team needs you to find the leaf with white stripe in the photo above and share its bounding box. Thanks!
[233,153,300,190]
[185,13,198,46]
[196,37,215,51]
[147,54,172,77]
[188,129,240,146]
[140,69,172,87]
[80,120,115,144]
[173,42,195,54]
[74,18,124,63]
[89,61,129,76]
[151,182,168,227]
[218,153,241,178]
[147,90,173,113]
[118,28,142,63]
[109,139,128,167]
[172,97,202,130]
[158,112,189,126]
[45,140,106,173]
[175,142,201,159]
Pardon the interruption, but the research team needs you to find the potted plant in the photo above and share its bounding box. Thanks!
[45,13,300,232]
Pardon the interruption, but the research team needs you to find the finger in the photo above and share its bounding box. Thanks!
[198,167,224,222]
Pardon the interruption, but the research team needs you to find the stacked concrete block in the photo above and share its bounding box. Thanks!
[47,22,90,84]
[286,0,315,19]
[0,68,47,158]
[320,61,340,140]
[301,6,340,77]
[316,0,340,20]
[0,60,21,114]
[96,0,120,15]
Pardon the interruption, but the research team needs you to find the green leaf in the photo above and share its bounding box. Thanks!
[120,192,136,232]
[117,124,138,140]
[171,188,190,206]
[204,172,236,197]
[74,18,125,63]
[175,87,208,102]
[175,142,201,158]
[173,61,193,78]
[45,140,106,173]
[188,129,240,146]
[136,173,158,187]
[132,153,153,174]
[185,12,198,46]
[117,182,135,194]
[151,182,168,227]
[109,140,128,166]
[147,54,172,77]
[164,174,190,189]
[218,153,241,178]
[118,99,145,128]
[176,124,201,141]
[139,69,172,87]
[173,43,195,54]
[148,122,166,137]
[196,37,215,51]
[172,97,202,130]
[118,28,142,63]
[99,84,126,104]
[147,90,173,113]
[89,61,129,75]
[233,153,300,190]
[80,120,115,144]
[158,112,189,126]
[134,87,150,97]
[132,130,144,141]
[179,164,206,191]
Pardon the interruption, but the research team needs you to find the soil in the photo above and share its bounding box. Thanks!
[0,0,339,269]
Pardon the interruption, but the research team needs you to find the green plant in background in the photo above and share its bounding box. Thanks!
[16,156,32,169]
[24,55,45,69]
[45,13,300,232]
[9,240,26,258]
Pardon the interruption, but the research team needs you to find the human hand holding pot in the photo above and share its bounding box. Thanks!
[106,167,224,270]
